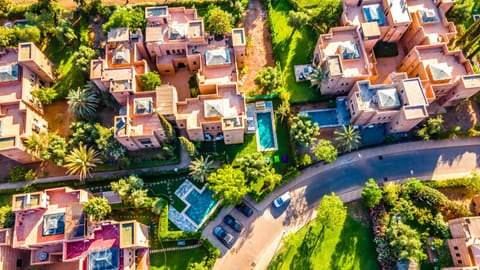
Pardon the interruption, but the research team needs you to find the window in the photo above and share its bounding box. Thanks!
[193,61,197,65]
[139,138,152,145]
[16,259,22,267]
[456,253,460,257]
[458,260,463,264]
[166,50,171,55]
[454,246,459,250]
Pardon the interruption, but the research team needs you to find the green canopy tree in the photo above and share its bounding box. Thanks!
[207,165,249,205]
[205,6,232,36]
[73,46,98,73]
[387,222,426,261]
[110,174,149,208]
[361,179,383,208]
[287,11,309,32]
[334,125,361,153]
[23,132,67,165]
[254,67,282,93]
[103,6,146,32]
[179,136,196,157]
[68,121,100,149]
[56,19,77,44]
[311,139,337,163]
[14,25,41,44]
[309,0,343,33]
[152,197,167,215]
[189,156,216,183]
[95,123,126,160]
[275,101,291,122]
[140,71,162,91]
[447,0,473,25]
[316,192,347,232]
[83,197,112,221]
[290,114,320,146]
[31,87,57,105]
[0,206,14,229]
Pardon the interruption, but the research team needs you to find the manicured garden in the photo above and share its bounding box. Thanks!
[150,248,209,270]
[268,201,379,270]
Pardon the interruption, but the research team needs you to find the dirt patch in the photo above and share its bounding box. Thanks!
[442,100,479,131]
[346,200,371,227]
[437,187,474,214]
[43,100,74,138]
[239,0,275,93]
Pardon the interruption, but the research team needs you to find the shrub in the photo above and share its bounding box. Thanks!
[140,71,161,91]
[0,206,14,229]
[8,166,36,182]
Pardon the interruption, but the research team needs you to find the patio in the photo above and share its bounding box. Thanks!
[293,64,313,82]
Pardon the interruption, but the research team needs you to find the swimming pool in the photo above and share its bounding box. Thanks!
[305,109,339,127]
[256,111,277,151]
[185,189,217,225]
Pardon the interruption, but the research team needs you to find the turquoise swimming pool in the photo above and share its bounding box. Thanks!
[185,189,217,225]
[256,111,277,151]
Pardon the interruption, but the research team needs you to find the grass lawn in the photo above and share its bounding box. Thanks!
[268,207,379,270]
[150,247,208,270]
[269,0,323,104]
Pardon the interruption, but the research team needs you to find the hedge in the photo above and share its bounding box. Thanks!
[157,204,202,241]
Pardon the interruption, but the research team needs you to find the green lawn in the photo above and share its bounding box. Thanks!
[150,247,208,270]
[268,215,379,270]
[269,0,323,104]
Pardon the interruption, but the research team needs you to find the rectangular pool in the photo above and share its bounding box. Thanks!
[305,109,338,127]
[256,111,277,151]
[185,189,217,225]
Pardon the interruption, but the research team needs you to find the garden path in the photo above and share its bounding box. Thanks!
[239,0,275,93]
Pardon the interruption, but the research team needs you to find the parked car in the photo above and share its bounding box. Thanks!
[213,226,235,249]
[235,203,253,217]
[223,214,243,232]
[273,192,291,208]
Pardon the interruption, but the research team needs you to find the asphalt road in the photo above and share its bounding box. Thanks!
[300,145,480,207]
[210,142,480,270]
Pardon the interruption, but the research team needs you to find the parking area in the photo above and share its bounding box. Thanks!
[203,189,316,270]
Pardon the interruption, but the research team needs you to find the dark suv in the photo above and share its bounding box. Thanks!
[213,226,235,248]
[223,214,243,232]
[235,203,253,217]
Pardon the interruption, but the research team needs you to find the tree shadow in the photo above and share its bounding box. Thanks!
[329,216,381,270]
[289,224,324,270]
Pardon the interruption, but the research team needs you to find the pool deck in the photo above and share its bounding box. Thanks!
[254,101,278,152]
[299,99,351,129]
[169,180,219,232]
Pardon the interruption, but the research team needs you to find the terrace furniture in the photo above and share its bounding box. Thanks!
[273,155,280,163]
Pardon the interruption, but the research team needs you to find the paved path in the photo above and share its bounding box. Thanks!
[0,149,191,189]
[208,137,480,270]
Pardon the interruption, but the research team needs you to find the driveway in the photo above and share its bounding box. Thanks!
[207,138,480,270]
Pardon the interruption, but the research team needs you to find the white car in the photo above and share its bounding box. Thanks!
[273,192,291,208]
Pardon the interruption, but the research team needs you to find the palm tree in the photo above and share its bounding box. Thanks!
[67,87,99,119]
[310,67,324,91]
[152,197,167,215]
[63,144,102,181]
[23,132,49,159]
[189,156,216,183]
[334,125,361,153]
[275,101,291,122]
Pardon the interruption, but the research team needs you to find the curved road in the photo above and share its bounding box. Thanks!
[208,138,480,270]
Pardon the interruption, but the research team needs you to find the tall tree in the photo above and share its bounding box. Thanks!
[110,174,149,208]
[189,156,216,183]
[311,139,337,163]
[67,87,99,120]
[56,19,77,44]
[254,67,282,93]
[387,222,426,261]
[152,197,167,215]
[63,144,102,181]
[275,101,291,122]
[205,6,232,36]
[157,113,175,141]
[95,123,126,160]
[316,193,347,232]
[334,125,361,153]
[140,71,162,91]
[310,0,343,33]
[290,114,320,146]
[447,0,473,25]
[73,46,98,73]
[31,87,58,105]
[287,11,309,32]
[179,136,196,157]
[103,6,146,32]
[207,165,249,205]
[0,206,14,229]
[83,197,111,221]
[361,179,383,208]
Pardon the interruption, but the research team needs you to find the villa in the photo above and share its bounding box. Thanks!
[347,72,428,133]
[0,43,54,164]
[312,0,480,134]
[91,6,247,150]
[444,217,480,269]
[0,187,149,270]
